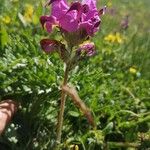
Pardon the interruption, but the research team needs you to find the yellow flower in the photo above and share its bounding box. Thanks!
[104,32,123,44]
[116,32,123,43]
[24,4,34,23]
[2,16,11,24]
[104,33,116,43]
[129,67,137,74]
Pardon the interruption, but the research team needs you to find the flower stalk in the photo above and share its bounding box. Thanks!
[56,63,70,146]
[40,0,106,148]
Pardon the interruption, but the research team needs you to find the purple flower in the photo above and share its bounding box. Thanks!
[40,39,60,53]
[40,0,106,36]
[40,39,70,62]
[77,42,96,57]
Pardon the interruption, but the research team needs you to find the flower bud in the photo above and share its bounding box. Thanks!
[77,42,96,57]
[40,39,59,53]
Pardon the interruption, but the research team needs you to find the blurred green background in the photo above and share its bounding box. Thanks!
[0,0,150,149]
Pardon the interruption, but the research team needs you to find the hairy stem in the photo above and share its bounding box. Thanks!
[62,85,96,128]
[56,64,69,147]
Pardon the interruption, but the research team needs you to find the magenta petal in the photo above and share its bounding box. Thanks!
[77,42,96,57]
[82,4,89,13]
[51,0,69,19]
[40,0,104,35]
[40,16,49,28]
[51,0,79,32]
[45,22,53,32]
[67,2,82,13]
[82,0,97,10]
[94,21,100,28]
[40,39,58,53]
[79,21,93,35]
[40,16,56,32]
[40,16,55,28]
[59,12,79,32]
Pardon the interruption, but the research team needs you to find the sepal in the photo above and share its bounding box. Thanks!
[40,39,59,53]
[40,39,70,63]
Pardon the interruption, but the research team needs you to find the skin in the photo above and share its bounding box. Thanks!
[0,100,18,135]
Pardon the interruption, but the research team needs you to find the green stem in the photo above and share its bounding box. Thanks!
[56,64,69,148]
[106,142,140,148]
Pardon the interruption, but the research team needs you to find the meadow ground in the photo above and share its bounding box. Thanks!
[0,0,150,149]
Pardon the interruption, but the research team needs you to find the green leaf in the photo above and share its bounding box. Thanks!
[0,26,9,48]
[68,111,80,117]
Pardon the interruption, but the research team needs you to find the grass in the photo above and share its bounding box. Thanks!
[0,0,150,149]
